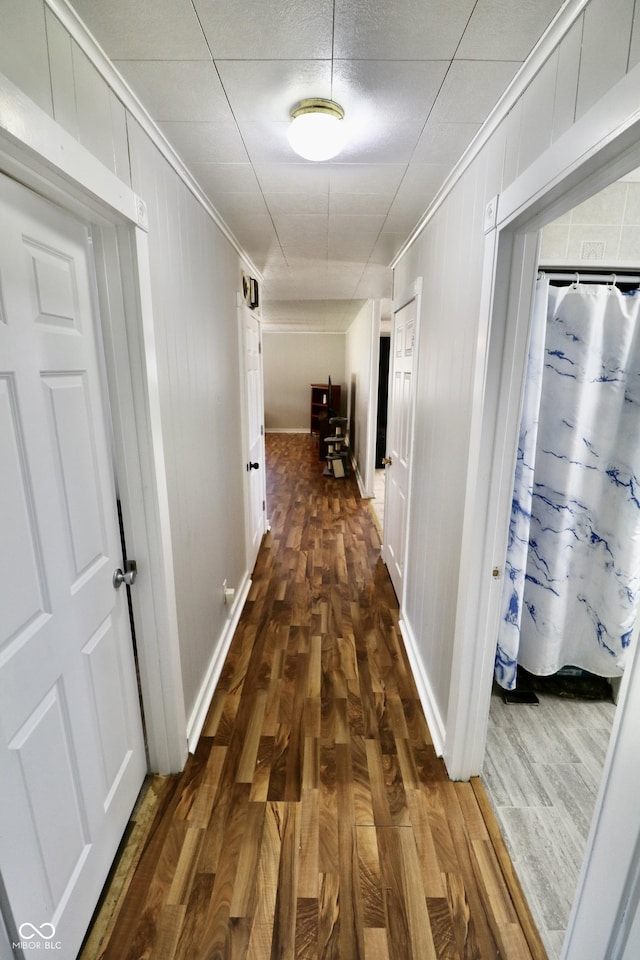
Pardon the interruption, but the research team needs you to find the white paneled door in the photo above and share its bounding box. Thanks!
[240,303,266,571]
[383,293,418,605]
[0,174,146,956]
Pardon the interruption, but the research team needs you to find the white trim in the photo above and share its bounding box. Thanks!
[384,277,422,608]
[438,53,640,960]
[48,0,261,279]
[0,71,140,225]
[446,59,640,782]
[362,301,382,499]
[237,298,268,572]
[351,455,369,499]
[444,229,541,780]
[91,226,187,774]
[186,571,252,754]
[399,618,445,757]
[561,615,640,960]
[390,0,589,268]
[0,69,190,774]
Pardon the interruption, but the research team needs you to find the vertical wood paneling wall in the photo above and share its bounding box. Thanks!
[0,0,248,729]
[394,0,640,742]
[345,300,379,496]
[126,119,247,722]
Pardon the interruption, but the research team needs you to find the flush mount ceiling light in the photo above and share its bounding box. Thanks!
[287,98,346,161]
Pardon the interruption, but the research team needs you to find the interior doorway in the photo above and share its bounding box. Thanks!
[371,335,390,531]
[0,171,147,958]
[482,171,640,959]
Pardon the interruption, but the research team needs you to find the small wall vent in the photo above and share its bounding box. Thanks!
[580,240,606,261]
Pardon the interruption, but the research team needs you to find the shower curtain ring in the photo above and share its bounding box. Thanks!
[573,272,580,287]
[610,273,617,288]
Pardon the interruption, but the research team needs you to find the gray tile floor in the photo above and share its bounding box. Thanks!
[482,687,616,959]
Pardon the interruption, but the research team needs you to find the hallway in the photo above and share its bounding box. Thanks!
[90,433,543,960]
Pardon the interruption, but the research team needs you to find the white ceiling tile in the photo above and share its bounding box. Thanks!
[412,121,482,166]
[158,121,249,162]
[381,213,424,235]
[332,60,449,123]
[334,0,476,59]
[265,193,328,216]
[273,214,328,238]
[71,0,209,59]
[338,121,423,164]
[210,193,270,222]
[387,163,449,219]
[327,164,407,196]
[64,0,566,316]
[254,164,331,195]
[430,60,521,124]
[329,194,392,216]
[328,219,384,259]
[194,0,335,59]
[329,214,386,239]
[189,163,262,195]
[216,60,331,121]
[457,0,565,61]
[369,233,407,266]
[115,60,231,122]
[261,299,363,331]
[353,263,393,299]
[238,119,304,164]
[329,236,380,262]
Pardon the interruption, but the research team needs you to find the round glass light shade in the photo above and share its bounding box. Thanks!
[287,100,346,161]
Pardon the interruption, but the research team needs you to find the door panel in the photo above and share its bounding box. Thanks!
[240,305,266,570]
[383,297,417,603]
[0,173,146,955]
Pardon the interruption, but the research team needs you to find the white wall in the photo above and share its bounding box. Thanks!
[263,331,346,430]
[394,0,640,739]
[0,0,249,740]
[344,301,380,496]
[126,118,247,725]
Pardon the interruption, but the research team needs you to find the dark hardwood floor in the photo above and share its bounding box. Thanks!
[88,432,545,960]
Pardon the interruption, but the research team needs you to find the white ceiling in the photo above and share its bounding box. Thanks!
[69,0,566,330]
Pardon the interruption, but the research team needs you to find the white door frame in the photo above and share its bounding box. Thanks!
[444,58,640,958]
[237,296,267,568]
[0,72,187,775]
[362,300,382,500]
[382,278,422,608]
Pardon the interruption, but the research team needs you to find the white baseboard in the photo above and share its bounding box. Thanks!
[399,617,446,757]
[186,570,252,753]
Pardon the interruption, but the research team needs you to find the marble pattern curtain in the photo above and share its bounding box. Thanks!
[496,278,640,689]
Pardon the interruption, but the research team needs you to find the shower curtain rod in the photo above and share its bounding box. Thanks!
[538,270,640,283]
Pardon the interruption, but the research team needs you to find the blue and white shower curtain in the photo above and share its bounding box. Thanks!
[496,277,640,689]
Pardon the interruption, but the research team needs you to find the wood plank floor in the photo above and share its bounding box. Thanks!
[92,432,545,960]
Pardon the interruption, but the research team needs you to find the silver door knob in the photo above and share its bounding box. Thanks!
[113,561,137,589]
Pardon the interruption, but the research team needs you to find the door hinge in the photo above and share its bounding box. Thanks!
[258,341,262,354]
[262,500,266,511]
[261,424,264,436]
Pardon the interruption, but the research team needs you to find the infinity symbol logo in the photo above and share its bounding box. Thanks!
[19,922,56,940]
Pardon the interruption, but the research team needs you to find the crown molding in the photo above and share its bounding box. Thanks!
[47,0,262,279]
